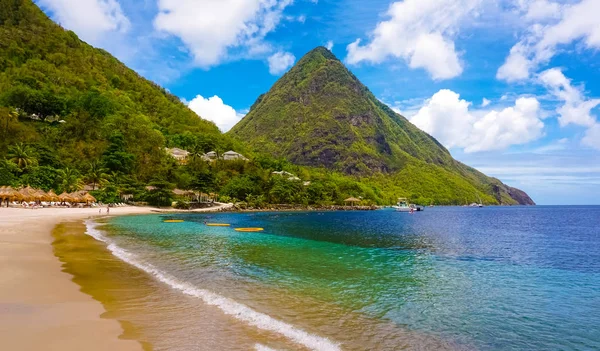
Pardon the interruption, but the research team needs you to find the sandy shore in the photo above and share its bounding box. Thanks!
[0,205,230,351]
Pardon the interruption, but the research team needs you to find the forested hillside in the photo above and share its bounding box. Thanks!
[0,0,534,206]
[230,47,535,205]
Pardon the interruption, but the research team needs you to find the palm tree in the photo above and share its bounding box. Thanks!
[57,167,84,193]
[7,143,37,170]
[188,143,205,164]
[2,107,18,136]
[85,161,108,190]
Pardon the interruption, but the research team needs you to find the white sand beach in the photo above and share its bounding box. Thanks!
[0,205,231,351]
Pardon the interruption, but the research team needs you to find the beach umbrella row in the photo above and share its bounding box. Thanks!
[0,186,96,204]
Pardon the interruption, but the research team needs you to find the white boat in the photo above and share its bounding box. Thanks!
[393,198,415,212]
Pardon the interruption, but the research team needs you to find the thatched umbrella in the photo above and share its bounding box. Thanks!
[47,190,59,202]
[69,192,83,203]
[82,192,96,203]
[344,197,362,207]
[19,186,38,202]
[0,187,7,206]
[0,187,23,206]
[35,189,50,202]
[58,192,73,203]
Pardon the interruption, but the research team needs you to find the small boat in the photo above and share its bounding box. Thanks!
[206,223,231,227]
[164,219,184,223]
[234,228,264,232]
[393,198,416,212]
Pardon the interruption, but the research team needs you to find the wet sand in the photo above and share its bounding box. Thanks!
[0,205,230,351]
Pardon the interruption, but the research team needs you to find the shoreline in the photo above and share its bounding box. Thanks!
[0,204,231,351]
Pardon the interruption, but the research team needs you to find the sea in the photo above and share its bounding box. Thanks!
[59,206,600,351]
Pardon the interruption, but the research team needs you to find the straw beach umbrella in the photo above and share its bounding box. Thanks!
[47,190,59,202]
[19,186,38,202]
[35,189,50,202]
[344,197,362,207]
[69,192,83,203]
[58,192,73,203]
[82,192,96,204]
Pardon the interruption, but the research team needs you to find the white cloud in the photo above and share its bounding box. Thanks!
[346,0,482,80]
[267,51,295,75]
[37,0,129,43]
[326,40,334,51]
[520,0,562,21]
[582,124,600,150]
[409,89,544,152]
[187,95,245,132]
[498,0,600,81]
[154,0,293,68]
[538,68,600,127]
[481,98,491,107]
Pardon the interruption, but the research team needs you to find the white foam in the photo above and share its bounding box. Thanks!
[85,220,341,351]
[255,344,282,351]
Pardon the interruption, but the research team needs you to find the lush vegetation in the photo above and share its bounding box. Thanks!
[0,0,534,206]
[230,47,535,205]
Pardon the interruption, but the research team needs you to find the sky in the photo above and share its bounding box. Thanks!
[34,0,600,205]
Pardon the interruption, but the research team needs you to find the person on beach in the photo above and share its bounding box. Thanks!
[106,206,110,215]
[99,208,101,215]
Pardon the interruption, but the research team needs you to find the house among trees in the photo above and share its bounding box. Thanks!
[165,148,190,164]
[222,151,248,161]
[272,171,301,181]
[202,151,218,161]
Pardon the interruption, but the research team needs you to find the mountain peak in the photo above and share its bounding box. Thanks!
[230,44,454,174]
[302,46,339,61]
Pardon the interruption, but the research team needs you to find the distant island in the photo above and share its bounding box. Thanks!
[0,0,534,208]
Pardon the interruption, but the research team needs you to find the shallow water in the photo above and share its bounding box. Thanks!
[59,206,600,350]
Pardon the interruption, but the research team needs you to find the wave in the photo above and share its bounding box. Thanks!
[254,344,281,351]
[85,220,341,351]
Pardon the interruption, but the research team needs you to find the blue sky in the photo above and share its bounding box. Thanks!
[35,0,600,205]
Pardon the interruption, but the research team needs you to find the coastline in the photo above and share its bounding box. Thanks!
[0,205,230,351]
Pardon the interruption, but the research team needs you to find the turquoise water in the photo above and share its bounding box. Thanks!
[103,206,600,350]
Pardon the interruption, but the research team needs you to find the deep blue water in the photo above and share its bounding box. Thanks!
[107,206,600,350]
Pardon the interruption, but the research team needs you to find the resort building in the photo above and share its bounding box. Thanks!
[272,171,301,181]
[222,150,249,161]
[202,151,218,161]
[165,147,190,164]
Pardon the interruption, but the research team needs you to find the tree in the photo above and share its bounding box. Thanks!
[20,166,59,191]
[269,177,302,204]
[144,180,174,207]
[0,159,19,186]
[7,143,37,170]
[220,175,260,201]
[57,167,83,193]
[85,161,108,190]
[3,86,66,121]
[102,132,135,174]
[0,107,17,137]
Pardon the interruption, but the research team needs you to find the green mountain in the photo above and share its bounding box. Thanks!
[230,47,535,205]
[0,0,236,179]
[0,1,533,206]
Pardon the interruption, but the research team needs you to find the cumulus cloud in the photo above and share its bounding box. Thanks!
[409,89,544,152]
[346,0,482,80]
[482,98,491,107]
[326,40,334,51]
[267,51,295,75]
[154,0,293,68]
[538,68,600,127]
[498,0,600,81]
[37,0,129,43]
[187,95,245,132]
[583,124,600,150]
